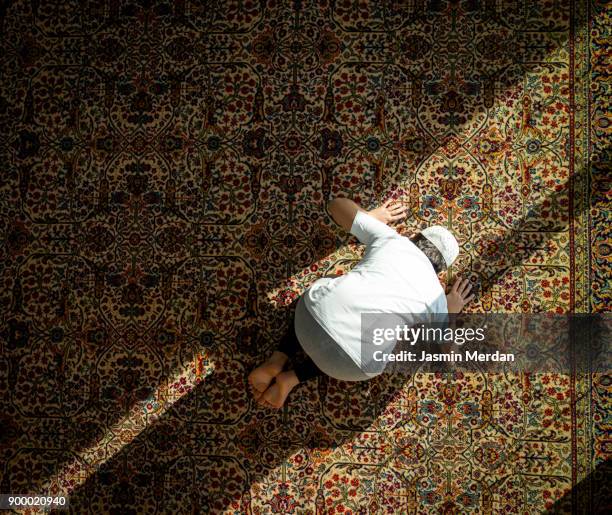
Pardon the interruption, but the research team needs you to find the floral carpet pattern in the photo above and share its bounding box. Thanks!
[0,0,609,513]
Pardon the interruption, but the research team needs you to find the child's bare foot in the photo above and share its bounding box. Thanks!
[248,351,288,399]
[259,370,300,409]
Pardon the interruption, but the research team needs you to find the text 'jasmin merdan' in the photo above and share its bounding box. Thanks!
[372,324,486,346]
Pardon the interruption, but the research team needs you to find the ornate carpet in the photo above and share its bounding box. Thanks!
[0,0,609,513]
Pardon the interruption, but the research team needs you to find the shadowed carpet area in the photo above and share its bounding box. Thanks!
[0,1,610,513]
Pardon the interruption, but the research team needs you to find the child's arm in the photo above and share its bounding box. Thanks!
[327,197,407,233]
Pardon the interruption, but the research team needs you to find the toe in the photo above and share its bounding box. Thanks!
[261,391,283,409]
[260,393,273,408]
[253,383,268,394]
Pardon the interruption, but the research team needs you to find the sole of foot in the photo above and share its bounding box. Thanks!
[260,371,299,409]
[247,352,288,399]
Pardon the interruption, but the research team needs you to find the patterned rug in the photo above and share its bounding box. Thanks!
[0,0,609,513]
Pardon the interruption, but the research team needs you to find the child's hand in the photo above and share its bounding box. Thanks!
[367,199,407,225]
[446,276,475,313]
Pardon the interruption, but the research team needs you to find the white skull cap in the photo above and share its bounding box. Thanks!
[421,225,459,267]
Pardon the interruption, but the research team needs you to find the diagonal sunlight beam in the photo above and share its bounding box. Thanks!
[42,348,217,498]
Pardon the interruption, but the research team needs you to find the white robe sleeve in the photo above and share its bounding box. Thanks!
[349,210,399,246]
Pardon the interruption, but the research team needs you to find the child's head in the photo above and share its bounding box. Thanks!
[410,226,459,273]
